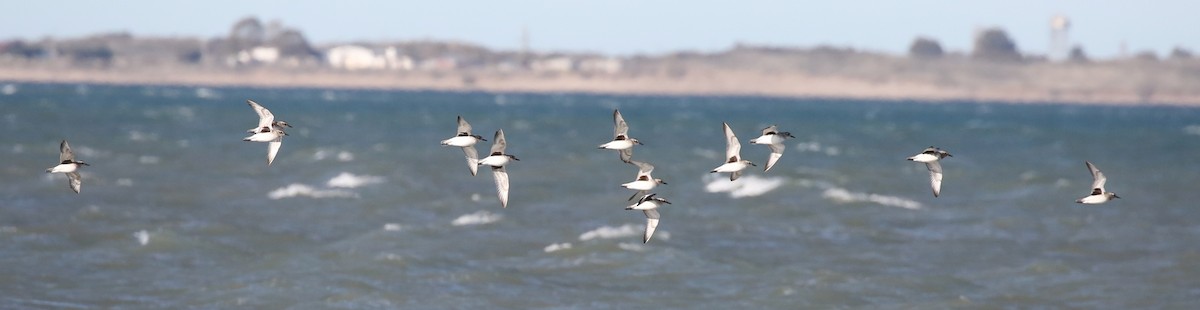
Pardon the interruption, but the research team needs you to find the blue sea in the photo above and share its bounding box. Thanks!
[2,83,1200,308]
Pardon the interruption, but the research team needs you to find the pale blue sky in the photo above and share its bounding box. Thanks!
[2,1,1195,58]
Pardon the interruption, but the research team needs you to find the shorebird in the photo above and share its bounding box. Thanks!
[711,122,756,181]
[626,193,671,244]
[748,125,794,172]
[242,99,291,166]
[46,140,89,193]
[1076,161,1120,204]
[622,160,667,201]
[906,146,952,197]
[440,116,487,176]
[478,129,519,208]
[598,109,642,163]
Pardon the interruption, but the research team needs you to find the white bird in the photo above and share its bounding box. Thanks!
[242,99,290,166]
[46,140,89,193]
[1076,161,1121,204]
[748,125,794,172]
[906,146,952,197]
[626,193,671,244]
[710,122,756,181]
[440,116,487,176]
[598,109,642,163]
[621,160,667,201]
[478,129,519,208]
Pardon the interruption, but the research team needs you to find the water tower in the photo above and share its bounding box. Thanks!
[1049,15,1071,61]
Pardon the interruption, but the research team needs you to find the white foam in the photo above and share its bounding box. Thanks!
[1,84,16,95]
[133,230,150,246]
[703,174,785,198]
[451,210,502,226]
[194,87,221,99]
[617,242,646,251]
[794,141,841,156]
[1185,125,1200,136]
[117,178,134,187]
[821,187,923,210]
[138,155,160,165]
[267,183,358,199]
[127,130,158,142]
[326,172,385,188]
[579,224,641,241]
[382,223,403,231]
[543,242,573,253]
[337,151,355,162]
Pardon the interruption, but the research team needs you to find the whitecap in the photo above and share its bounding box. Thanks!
[821,187,923,210]
[451,210,502,226]
[267,183,358,199]
[543,242,573,253]
[1,84,17,95]
[128,130,159,142]
[1185,125,1200,136]
[133,230,150,246]
[703,174,785,198]
[578,224,641,241]
[336,151,355,161]
[326,172,385,188]
[194,87,221,99]
[382,223,403,231]
[138,155,160,165]
[117,178,134,187]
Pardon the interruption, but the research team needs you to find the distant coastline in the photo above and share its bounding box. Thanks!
[2,64,1198,107]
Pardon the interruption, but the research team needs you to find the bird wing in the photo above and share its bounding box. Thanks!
[462,146,479,176]
[59,140,74,162]
[456,116,472,135]
[643,209,660,243]
[926,161,943,197]
[730,170,742,181]
[618,148,633,163]
[247,100,275,129]
[67,171,82,193]
[490,129,507,154]
[629,160,654,176]
[764,143,785,172]
[1086,161,1106,192]
[492,166,509,208]
[613,109,629,138]
[267,141,282,166]
[761,125,778,135]
[723,122,741,160]
[627,190,648,201]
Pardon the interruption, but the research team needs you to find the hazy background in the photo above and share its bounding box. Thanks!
[2,0,1196,57]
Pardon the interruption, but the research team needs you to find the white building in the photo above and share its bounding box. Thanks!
[530,57,574,73]
[326,45,413,71]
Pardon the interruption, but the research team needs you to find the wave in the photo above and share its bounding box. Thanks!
[821,187,923,210]
[313,149,355,161]
[267,183,359,199]
[793,141,841,156]
[326,172,385,188]
[1184,125,1200,136]
[703,174,785,198]
[543,242,573,253]
[451,210,502,226]
[578,224,641,241]
[133,230,150,246]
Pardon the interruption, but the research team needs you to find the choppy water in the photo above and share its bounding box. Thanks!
[2,83,1200,308]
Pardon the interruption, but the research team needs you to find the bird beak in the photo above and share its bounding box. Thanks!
[1113,194,1121,199]
[749,162,757,166]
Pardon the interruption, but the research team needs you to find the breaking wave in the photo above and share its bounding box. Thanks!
[703,174,785,198]
[821,187,923,210]
[267,184,359,199]
[326,172,385,188]
[451,211,502,226]
[543,242,573,253]
[578,224,641,241]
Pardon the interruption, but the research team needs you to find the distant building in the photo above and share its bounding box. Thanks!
[236,46,280,64]
[578,57,622,74]
[326,45,414,71]
[531,57,574,73]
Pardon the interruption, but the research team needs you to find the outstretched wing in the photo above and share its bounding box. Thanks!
[267,141,282,166]
[456,116,472,135]
[629,160,654,177]
[462,146,479,176]
[67,171,82,193]
[761,125,778,136]
[926,161,943,197]
[1086,161,1106,192]
[59,140,75,162]
[613,109,629,138]
[247,100,275,129]
[643,209,660,243]
[723,122,741,161]
[764,143,785,172]
[490,129,507,154]
[492,166,510,208]
[618,148,633,163]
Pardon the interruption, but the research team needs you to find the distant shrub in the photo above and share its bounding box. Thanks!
[908,37,944,59]
[971,28,1021,62]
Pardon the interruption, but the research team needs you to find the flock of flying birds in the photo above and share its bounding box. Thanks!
[43,100,1122,244]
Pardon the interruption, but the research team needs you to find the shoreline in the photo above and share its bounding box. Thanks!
[1,66,1197,107]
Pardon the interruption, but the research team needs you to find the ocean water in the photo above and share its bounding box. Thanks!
[2,83,1200,308]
